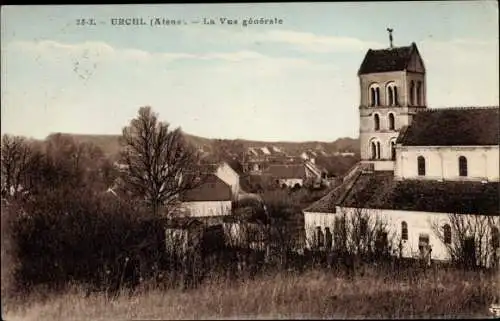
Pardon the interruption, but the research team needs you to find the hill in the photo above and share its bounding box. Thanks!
[43,132,359,161]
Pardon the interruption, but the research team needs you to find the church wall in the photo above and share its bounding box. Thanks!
[304,207,499,267]
[395,145,499,182]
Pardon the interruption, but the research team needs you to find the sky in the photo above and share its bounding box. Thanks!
[1,2,498,142]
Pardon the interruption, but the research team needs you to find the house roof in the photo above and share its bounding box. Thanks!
[180,174,232,202]
[397,107,500,146]
[340,172,499,215]
[358,43,416,75]
[265,164,306,179]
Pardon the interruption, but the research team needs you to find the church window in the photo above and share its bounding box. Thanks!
[416,81,422,106]
[417,156,426,176]
[401,221,408,240]
[371,141,377,160]
[410,81,415,106]
[325,227,333,249]
[370,139,381,160]
[369,84,380,106]
[458,156,468,177]
[491,227,499,249]
[360,218,368,238]
[316,226,324,248]
[386,82,398,106]
[443,224,452,244]
[388,113,395,130]
[390,141,396,160]
[374,114,380,131]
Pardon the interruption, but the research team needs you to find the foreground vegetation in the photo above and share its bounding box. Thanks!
[3,266,496,320]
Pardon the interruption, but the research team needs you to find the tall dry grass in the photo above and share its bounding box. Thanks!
[3,267,496,320]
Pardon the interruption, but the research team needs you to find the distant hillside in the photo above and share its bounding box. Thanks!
[45,132,359,161]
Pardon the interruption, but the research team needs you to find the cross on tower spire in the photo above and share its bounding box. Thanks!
[387,28,394,48]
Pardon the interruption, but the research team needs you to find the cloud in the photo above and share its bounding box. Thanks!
[185,26,384,53]
[257,30,384,53]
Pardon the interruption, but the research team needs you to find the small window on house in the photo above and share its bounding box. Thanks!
[374,114,380,131]
[491,227,499,249]
[458,156,468,177]
[417,156,426,176]
[401,221,408,240]
[388,113,395,130]
[443,224,452,244]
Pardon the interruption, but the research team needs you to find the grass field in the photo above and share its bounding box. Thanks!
[3,267,497,320]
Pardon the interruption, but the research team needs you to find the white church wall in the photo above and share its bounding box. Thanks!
[304,207,498,267]
[395,145,499,182]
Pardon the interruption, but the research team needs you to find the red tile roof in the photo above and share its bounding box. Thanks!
[341,172,499,215]
[397,107,499,146]
[264,164,307,179]
[180,174,232,202]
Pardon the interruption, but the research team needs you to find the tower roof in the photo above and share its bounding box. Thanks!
[358,42,419,75]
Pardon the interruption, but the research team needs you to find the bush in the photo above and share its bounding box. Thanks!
[7,187,165,296]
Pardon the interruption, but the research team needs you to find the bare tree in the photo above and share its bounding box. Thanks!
[430,214,500,268]
[119,106,203,216]
[1,134,41,198]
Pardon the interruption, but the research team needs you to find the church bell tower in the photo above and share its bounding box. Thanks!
[357,29,427,171]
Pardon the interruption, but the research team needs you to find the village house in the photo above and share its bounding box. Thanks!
[304,38,500,267]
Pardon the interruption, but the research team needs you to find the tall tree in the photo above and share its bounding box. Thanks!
[119,106,202,216]
[1,134,40,198]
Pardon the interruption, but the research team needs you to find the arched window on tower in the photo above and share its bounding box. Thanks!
[369,84,380,106]
[386,82,398,106]
[417,156,426,176]
[376,141,381,160]
[374,114,380,131]
[390,140,396,160]
[410,81,415,106]
[459,156,468,177]
[416,81,422,106]
[388,113,395,130]
[371,141,377,160]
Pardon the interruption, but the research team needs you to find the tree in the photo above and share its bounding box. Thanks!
[430,214,500,269]
[119,106,202,216]
[1,134,41,198]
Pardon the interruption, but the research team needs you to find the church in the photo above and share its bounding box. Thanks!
[303,34,499,266]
